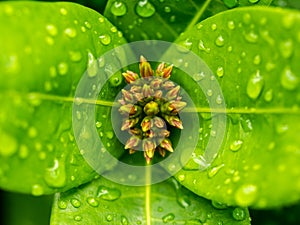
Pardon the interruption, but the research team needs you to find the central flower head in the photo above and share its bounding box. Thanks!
[118,56,186,164]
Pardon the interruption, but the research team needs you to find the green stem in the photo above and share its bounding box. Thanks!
[185,0,212,32]
[145,164,152,225]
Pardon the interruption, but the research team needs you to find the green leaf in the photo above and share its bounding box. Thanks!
[103,0,272,43]
[171,7,300,208]
[50,176,251,225]
[0,2,126,195]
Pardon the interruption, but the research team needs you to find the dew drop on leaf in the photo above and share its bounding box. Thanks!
[234,184,258,206]
[99,34,112,45]
[71,198,81,208]
[59,7,68,15]
[57,200,68,210]
[74,215,82,221]
[106,214,113,222]
[279,39,294,58]
[64,27,77,38]
[135,0,156,18]
[249,0,259,3]
[227,20,235,29]
[212,200,228,209]
[207,164,224,178]
[18,145,29,159]
[31,184,44,196]
[57,62,68,76]
[230,140,243,152]
[97,185,121,201]
[280,67,299,90]
[87,51,98,77]
[216,66,224,77]
[44,159,67,188]
[198,40,211,53]
[246,70,264,100]
[0,133,18,157]
[87,197,99,207]
[121,215,129,225]
[264,89,273,102]
[46,24,57,36]
[232,208,246,221]
[243,31,259,43]
[84,21,92,29]
[253,54,261,65]
[69,51,82,62]
[211,23,217,31]
[215,35,225,47]
[162,213,175,223]
[223,0,238,8]
[110,1,127,16]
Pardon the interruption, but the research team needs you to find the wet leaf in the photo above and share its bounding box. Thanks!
[103,0,272,43]
[0,2,126,195]
[50,176,251,225]
[171,7,300,208]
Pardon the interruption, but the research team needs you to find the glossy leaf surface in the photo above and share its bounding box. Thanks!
[171,7,300,208]
[0,2,126,195]
[104,0,272,43]
[50,176,251,225]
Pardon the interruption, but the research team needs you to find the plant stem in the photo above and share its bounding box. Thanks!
[185,0,212,32]
[145,164,151,225]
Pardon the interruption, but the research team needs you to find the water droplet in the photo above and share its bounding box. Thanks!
[106,131,114,139]
[169,15,176,22]
[84,21,92,29]
[136,0,156,18]
[216,66,224,77]
[230,140,243,152]
[276,123,289,134]
[279,39,294,58]
[264,89,273,102]
[244,31,258,43]
[74,215,82,221]
[240,117,253,132]
[0,133,18,157]
[216,95,223,104]
[162,213,175,223]
[207,89,213,97]
[215,35,225,47]
[207,164,224,178]
[177,39,193,53]
[28,127,37,138]
[99,34,112,45]
[177,193,191,208]
[253,55,261,65]
[164,6,171,13]
[87,197,99,207]
[211,23,217,31]
[97,186,121,201]
[57,62,68,76]
[243,13,251,24]
[212,200,227,209]
[223,0,238,8]
[44,159,66,188]
[31,184,44,196]
[198,40,211,53]
[247,70,264,100]
[46,24,58,36]
[121,215,129,225]
[232,208,246,221]
[193,72,205,81]
[227,20,235,29]
[111,1,127,16]
[18,145,29,159]
[110,26,117,33]
[69,51,82,62]
[87,52,98,77]
[282,14,295,29]
[64,27,77,38]
[60,8,68,15]
[234,184,258,206]
[106,214,113,222]
[281,67,299,90]
[177,174,185,182]
[71,198,81,208]
[249,0,259,3]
